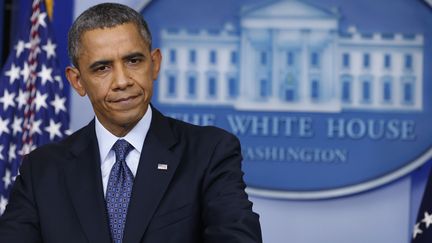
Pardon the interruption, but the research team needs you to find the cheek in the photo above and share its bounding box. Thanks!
[85,90,104,107]
[131,73,154,92]
[143,80,154,95]
[83,79,111,102]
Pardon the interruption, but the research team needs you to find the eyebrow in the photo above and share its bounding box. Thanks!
[87,52,146,70]
[122,52,146,61]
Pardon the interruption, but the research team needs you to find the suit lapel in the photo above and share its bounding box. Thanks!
[62,121,111,243]
[123,108,181,243]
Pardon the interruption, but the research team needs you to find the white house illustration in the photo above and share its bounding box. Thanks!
[158,0,424,112]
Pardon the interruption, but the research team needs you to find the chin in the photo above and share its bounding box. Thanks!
[118,114,142,125]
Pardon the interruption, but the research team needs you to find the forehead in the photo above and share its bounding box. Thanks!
[79,23,149,55]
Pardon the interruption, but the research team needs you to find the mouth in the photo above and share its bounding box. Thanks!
[113,95,137,102]
[108,94,141,106]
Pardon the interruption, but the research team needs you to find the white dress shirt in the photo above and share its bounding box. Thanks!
[95,106,152,196]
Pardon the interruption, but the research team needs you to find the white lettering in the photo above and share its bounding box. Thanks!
[327,118,416,140]
[243,146,348,164]
[227,115,314,137]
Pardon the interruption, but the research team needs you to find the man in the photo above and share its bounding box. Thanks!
[0,3,262,243]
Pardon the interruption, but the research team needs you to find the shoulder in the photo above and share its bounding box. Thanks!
[24,122,93,163]
[167,116,238,144]
[149,106,239,149]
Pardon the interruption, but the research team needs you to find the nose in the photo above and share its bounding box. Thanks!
[112,65,132,90]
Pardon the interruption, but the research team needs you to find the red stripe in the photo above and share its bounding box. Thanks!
[21,0,42,151]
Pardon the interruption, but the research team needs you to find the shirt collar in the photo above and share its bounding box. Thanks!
[95,106,153,162]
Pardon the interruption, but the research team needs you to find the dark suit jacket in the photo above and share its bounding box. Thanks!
[0,108,262,243]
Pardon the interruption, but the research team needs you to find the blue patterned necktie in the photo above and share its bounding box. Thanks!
[106,139,134,243]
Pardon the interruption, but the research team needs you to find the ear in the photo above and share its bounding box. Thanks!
[65,66,86,97]
[150,48,162,80]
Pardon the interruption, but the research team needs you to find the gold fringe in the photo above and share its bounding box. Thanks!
[45,0,53,20]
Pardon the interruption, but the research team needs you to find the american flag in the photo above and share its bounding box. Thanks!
[412,167,432,242]
[0,0,70,215]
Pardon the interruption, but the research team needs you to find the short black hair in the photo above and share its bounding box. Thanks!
[67,3,152,67]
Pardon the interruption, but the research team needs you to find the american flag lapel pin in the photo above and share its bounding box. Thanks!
[157,163,168,171]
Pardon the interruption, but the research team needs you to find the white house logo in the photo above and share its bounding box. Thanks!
[146,0,432,199]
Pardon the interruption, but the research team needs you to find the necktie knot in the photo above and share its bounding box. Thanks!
[112,139,134,162]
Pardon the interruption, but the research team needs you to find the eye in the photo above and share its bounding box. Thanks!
[93,65,110,73]
[97,66,109,71]
[127,57,143,65]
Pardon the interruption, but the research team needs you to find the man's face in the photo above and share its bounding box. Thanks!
[66,22,161,136]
